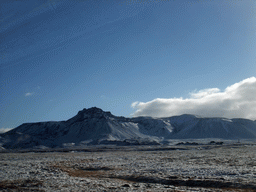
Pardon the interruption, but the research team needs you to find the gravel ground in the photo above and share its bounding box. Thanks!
[0,144,256,191]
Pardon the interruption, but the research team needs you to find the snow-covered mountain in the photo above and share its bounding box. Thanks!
[1,107,256,149]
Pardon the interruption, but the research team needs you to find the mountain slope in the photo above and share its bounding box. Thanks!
[167,118,256,139]
[1,107,256,149]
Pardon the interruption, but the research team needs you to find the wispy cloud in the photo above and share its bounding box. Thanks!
[131,77,256,120]
[0,128,13,133]
[25,92,34,97]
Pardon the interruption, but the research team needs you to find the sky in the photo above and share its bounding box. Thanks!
[1,0,256,131]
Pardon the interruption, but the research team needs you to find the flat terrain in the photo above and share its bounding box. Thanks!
[0,143,256,191]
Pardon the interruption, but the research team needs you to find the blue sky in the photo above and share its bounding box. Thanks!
[1,0,256,130]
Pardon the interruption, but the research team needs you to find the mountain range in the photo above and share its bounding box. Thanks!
[1,107,256,149]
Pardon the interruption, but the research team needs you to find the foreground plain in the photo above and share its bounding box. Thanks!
[0,143,256,191]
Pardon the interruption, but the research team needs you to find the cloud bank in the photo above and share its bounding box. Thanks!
[132,77,256,120]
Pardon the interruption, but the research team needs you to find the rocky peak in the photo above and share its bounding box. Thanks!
[75,107,113,119]
[80,107,103,114]
[66,107,113,124]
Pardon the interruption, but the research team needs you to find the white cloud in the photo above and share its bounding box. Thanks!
[190,88,220,99]
[131,77,256,120]
[0,128,13,133]
[25,92,34,97]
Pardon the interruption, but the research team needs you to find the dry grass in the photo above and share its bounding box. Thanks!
[2,145,255,191]
[0,179,44,191]
[52,162,114,179]
[52,162,256,192]
[112,175,256,192]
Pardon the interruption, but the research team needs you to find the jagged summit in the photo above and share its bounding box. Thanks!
[78,107,104,114]
[1,107,256,149]
[67,107,114,124]
[83,107,112,116]
[76,107,113,117]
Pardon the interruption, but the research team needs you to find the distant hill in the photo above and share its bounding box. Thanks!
[1,107,256,149]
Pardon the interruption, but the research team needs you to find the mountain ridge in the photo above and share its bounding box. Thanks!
[1,107,256,149]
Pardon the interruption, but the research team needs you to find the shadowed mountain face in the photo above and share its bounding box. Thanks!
[1,107,256,149]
